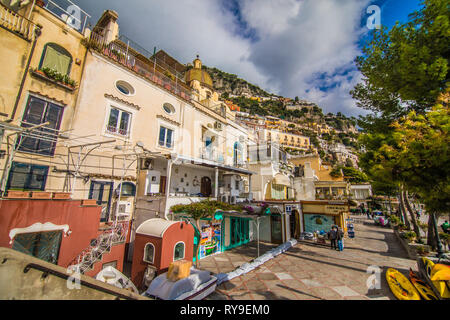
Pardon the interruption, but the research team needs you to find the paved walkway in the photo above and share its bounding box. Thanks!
[204,215,418,300]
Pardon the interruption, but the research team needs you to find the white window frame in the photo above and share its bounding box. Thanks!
[158,126,174,149]
[173,241,185,261]
[103,99,137,141]
[143,243,155,264]
[156,119,177,151]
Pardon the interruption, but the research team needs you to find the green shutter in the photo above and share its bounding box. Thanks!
[42,45,71,75]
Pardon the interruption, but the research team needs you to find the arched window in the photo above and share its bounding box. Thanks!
[118,182,136,197]
[143,243,155,263]
[173,241,185,261]
[39,43,73,76]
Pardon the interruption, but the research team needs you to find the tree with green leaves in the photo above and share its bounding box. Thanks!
[353,0,449,253]
[170,200,243,267]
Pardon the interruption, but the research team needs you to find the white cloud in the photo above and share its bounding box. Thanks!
[75,0,372,115]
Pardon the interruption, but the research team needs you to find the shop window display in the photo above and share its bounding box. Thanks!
[198,222,222,259]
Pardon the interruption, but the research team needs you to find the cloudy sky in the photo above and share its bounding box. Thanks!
[74,0,421,116]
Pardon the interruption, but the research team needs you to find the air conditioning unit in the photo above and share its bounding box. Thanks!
[214,121,223,131]
[140,158,153,170]
[118,201,132,214]
[111,201,132,221]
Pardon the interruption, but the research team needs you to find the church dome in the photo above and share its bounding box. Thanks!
[185,56,214,89]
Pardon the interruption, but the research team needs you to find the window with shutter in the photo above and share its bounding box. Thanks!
[39,43,72,76]
[6,162,49,191]
[18,96,64,156]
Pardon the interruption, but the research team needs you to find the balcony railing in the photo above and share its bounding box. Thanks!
[0,3,36,40]
[199,147,224,164]
[43,0,90,34]
[88,31,192,102]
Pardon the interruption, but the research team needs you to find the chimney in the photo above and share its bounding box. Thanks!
[95,10,119,44]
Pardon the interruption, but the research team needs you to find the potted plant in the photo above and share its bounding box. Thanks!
[401,231,417,243]
[36,0,46,8]
[416,245,430,256]
[389,215,401,227]
[397,222,407,231]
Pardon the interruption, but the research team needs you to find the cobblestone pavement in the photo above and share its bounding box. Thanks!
[204,215,418,300]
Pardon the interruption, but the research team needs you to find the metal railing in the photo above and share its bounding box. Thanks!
[88,31,192,102]
[67,221,128,274]
[43,0,90,34]
[0,3,36,40]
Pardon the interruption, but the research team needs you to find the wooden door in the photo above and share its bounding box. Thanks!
[159,176,167,194]
[200,177,212,197]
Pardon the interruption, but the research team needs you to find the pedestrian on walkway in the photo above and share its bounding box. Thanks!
[441,221,450,234]
[337,227,344,251]
[328,226,338,250]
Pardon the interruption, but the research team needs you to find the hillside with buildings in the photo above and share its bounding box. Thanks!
[201,65,361,168]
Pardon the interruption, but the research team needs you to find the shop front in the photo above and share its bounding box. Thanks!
[300,200,349,233]
[222,215,252,251]
[190,214,253,261]
[198,220,222,259]
[251,201,298,243]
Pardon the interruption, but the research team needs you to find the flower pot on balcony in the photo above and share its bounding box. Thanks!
[36,0,46,8]
[31,191,53,199]
[6,191,30,199]
[53,192,72,200]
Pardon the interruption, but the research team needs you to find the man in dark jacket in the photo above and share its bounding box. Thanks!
[328,227,338,250]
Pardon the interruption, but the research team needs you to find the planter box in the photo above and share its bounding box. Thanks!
[6,191,30,199]
[81,199,98,206]
[393,228,426,260]
[30,69,76,92]
[52,192,72,200]
[31,191,53,199]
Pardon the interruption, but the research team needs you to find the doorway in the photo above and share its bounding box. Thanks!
[89,181,113,222]
[270,214,283,244]
[200,177,212,197]
[228,217,250,249]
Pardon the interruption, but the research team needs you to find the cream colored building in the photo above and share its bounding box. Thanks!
[265,129,311,151]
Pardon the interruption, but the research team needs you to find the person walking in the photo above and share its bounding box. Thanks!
[441,221,450,234]
[328,226,338,250]
[337,227,344,251]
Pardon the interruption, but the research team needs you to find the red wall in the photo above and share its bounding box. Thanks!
[0,200,125,274]
[131,235,162,288]
[161,222,194,270]
[131,221,194,289]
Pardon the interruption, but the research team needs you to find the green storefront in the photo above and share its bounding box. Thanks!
[222,215,252,251]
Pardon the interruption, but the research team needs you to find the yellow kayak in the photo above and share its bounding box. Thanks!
[386,268,421,300]
[422,257,435,278]
[430,264,450,281]
[409,269,438,300]
[421,258,450,299]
